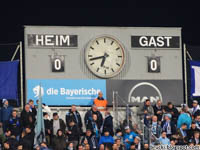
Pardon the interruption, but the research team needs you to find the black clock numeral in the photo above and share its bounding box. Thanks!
[116,63,120,66]
[111,41,114,45]
[96,40,99,45]
[104,70,106,74]
[104,38,106,43]
[111,68,115,72]
[90,62,94,65]
[118,56,122,58]
[97,68,100,72]
[90,46,94,50]
[88,55,93,57]
[116,47,120,50]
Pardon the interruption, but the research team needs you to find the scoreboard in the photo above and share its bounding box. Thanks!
[24,26,183,106]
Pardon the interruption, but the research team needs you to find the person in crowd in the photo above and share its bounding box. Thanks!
[195,114,200,129]
[3,140,12,150]
[164,102,179,124]
[19,125,35,150]
[78,144,84,150]
[20,104,36,129]
[137,99,154,127]
[192,131,200,145]
[86,113,101,140]
[112,143,118,150]
[98,129,114,147]
[85,105,103,130]
[187,121,200,140]
[81,128,98,150]
[161,113,176,138]
[114,129,123,142]
[143,143,150,150]
[93,91,108,111]
[66,120,80,149]
[151,115,162,138]
[190,100,200,119]
[17,144,24,150]
[101,109,114,136]
[132,124,142,136]
[159,131,170,145]
[115,138,125,150]
[0,99,13,132]
[35,142,50,150]
[66,105,83,135]
[36,100,52,119]
[129,143,136,150]
[177,107,192,129]
[177,123,188,144]
[43,112,52,146]
[133,136,142,150]
[123,126,138,150]
[121,114,134,133]
[50,112,66,137]
[52,129,67,150]
[85,144,91,150]
[153,99,164,122]
[28,99,37,118]
[99,144,105,150]
[67,142,74,150]
[3,129,18,150]
[7,110,21,140]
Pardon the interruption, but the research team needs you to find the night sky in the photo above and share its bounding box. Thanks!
[0,7,200,45]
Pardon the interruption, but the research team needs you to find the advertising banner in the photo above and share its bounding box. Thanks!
[106,80,184,106]
[190,60,200,97]
[27,79,106,105]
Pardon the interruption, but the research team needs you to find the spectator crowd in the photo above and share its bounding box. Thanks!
[1,95,200,150]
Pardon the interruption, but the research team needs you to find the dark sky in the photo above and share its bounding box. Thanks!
[0,6,200,45]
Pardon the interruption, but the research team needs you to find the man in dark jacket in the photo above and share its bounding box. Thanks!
[101,110,114,136]
[66,120,80,149]
[28,99,37,118]
[153,99,164,122]
[66,105,82,134]
[187,121,200,140]
[164,102,179,124]
[81,129,98,150]
[43,112,52,146]
[0,99,13,132]
[84,105,103,130]
[20,104,36,130]
[8,110,21,140]
[19,125,35,150]
[50,113,66,137]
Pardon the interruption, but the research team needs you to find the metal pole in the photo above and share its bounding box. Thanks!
[20,41,24,109]
[11,44,20,61]
[183,44,188,105]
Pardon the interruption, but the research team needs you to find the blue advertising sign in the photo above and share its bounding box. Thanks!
[27,79,106,105]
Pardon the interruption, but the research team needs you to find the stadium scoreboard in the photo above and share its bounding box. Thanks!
[24,26,183,106]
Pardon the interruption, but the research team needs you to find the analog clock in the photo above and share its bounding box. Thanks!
[85,36,126,78]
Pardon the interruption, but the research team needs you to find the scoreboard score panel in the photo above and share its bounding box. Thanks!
[24,26,183,106]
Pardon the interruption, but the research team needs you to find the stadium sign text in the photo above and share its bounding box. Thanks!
[131,36,180,48]
[27,34,78,48]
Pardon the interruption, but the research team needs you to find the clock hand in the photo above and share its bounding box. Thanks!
[100,56,106,67]
[100,52,109,67]
[89,55,104,61]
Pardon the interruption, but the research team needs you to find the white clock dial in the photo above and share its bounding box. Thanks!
[85,36,125,78]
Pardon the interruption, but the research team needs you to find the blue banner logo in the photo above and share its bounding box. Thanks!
[27,79,106,105]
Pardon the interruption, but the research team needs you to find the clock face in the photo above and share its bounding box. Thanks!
[85,36,125,78]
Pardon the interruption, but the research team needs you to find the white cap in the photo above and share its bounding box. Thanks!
[2,99,7,104]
